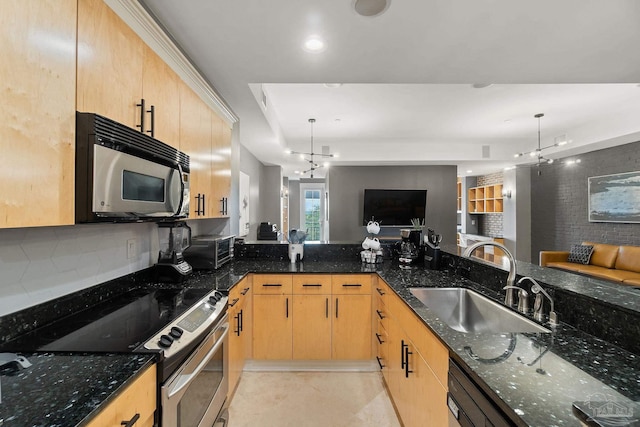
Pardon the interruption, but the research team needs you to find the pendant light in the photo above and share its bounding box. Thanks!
[287,118,335,178]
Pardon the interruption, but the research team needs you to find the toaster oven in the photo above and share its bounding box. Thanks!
[184,235,235,269]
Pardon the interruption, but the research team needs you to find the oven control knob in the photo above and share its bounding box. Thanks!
[169,326,183,339]
[159,334,174,348]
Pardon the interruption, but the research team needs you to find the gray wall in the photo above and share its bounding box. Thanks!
[531,140,640,260]
[503,168,532,262]
[288,180,300,230]
[327,166,457,243]
[260,165,283,231]
[239,145,267,239]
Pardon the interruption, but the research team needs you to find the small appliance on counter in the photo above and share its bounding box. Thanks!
[155,221,192,282]
[397,228,421,264]
[424,228,443,270]
[184,234,235,270]
[257,222,278,240]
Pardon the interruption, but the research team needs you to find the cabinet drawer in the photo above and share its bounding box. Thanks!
[86,364,156,427]
[292,274,332,294]
[331,274,372,294]
[253,274,292,294]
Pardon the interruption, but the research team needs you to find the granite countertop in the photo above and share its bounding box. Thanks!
[2,256,639,427]
[0,353,155,427]
[207,259,640,427]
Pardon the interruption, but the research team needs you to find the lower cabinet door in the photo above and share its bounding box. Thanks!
[292,295,331,359]
[253,294,292,359]
[332,294,372,360]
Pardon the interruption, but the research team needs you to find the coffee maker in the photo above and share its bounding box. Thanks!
[424,228,443,270]
[397,229,422,264]
[155,221,192,282]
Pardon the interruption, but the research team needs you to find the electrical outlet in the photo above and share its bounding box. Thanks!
[471,219,476,226]
[127,239,137,259]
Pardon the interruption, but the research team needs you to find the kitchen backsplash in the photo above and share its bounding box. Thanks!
[0,223,157,316]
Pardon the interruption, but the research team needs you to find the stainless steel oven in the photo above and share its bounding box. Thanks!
[161,314,229,427]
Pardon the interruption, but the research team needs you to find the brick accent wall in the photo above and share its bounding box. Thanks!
[477,172,504,237]
[531,140,640,258]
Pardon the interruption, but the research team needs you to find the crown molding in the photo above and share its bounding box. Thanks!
[104,0,238,125]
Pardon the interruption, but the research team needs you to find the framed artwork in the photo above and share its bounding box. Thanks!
[588,171,640,223]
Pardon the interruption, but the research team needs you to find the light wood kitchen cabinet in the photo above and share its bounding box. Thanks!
[141,46,181,147]
[253,274,293,359]
[210,114,232,217]
[382,279,449,427]
[77,0,144,129]
[1,0,77,228]
[77,0,181,147]
[85,364,156,427]
[292,275,332,359]
[228,277,252,397]
[332,275,372,360]
[179,83,214,218]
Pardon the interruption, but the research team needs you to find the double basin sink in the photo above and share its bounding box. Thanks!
[409,287,550,334]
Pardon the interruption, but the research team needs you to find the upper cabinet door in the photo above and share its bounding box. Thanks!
[211,114,232,217]
[0,0,77,228]
[141,46,181,149]
[179,82,213,219]
[77,0,144,128]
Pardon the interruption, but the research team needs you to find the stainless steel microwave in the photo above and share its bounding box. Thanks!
[75,112,190,222]
[184,235,236,269]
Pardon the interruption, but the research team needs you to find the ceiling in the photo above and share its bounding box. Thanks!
[140,0,640,178]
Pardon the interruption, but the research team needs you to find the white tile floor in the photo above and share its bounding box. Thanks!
[228,372,401,427]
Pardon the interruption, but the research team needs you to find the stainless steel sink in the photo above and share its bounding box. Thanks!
[409,287,550,334]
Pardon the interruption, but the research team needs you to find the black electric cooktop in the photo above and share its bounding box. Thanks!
[1,287,213,353]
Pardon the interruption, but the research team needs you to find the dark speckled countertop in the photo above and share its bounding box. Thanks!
[2,254,639,427]
[0,353,154,427]
[211,259,640,427]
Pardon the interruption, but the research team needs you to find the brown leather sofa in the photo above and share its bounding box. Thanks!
[540,242,640,286]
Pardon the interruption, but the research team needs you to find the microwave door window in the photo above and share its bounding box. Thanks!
[123,170,165,202]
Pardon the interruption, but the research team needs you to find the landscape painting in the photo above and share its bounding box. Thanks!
[588,171,640,223]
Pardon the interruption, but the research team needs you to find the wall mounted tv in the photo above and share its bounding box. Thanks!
[363,189,427,226]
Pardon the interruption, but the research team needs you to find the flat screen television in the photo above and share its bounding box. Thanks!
[363,189,427,226]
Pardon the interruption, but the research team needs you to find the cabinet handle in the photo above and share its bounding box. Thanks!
[302,284,322,287]
[335,298,339,318]
[146,104,155,138]
[202,194,206,216]
[121,413,140,427]
[342,284,362,287]
[376,310,385,320]
[239,309,243,333]
[286,298,289,318]
[376,288,385,296]
[375,333,385,344]
[262,284,282,287]
[136,99,145,133]
[376,356,385,370]
[325,298,329,318]
[234,312,241,336]
[402,341,413,378]
[241,287,250,295]
[401,340,407,370]
[229,298,239,307]
[220,198,226,215]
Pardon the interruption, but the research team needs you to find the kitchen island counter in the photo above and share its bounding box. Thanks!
[211,259,640,426]
[0,352,155,427]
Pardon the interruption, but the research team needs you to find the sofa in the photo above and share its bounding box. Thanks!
[539,242,640,286]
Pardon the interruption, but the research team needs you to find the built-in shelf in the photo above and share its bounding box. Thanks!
[456,180,462,211]
[468,184,503,214]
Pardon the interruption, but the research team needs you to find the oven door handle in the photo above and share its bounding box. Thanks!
[167,323,229,399]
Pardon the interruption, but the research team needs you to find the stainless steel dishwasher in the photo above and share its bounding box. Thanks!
[447,359,514,427]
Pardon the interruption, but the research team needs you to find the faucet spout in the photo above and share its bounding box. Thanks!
[462,241,517,306]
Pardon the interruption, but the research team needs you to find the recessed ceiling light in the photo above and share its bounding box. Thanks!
[353,0,391,17]
[323,83,343,88]
[304,36,326,52]
[472,83,493,89]
[466,170,473,174]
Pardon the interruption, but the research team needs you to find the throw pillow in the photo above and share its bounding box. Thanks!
[567,244,594,265]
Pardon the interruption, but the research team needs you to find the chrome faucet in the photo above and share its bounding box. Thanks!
[462,241,517,307]
[518,277,559,326]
